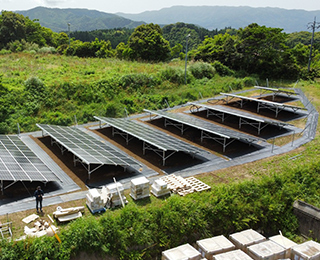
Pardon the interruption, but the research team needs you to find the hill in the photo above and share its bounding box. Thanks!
[16,7,144,32]
[13,6,320,33]
[117,5,320,33]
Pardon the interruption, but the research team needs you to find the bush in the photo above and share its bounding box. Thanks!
[24,77,47,101]
[243,76,257,87]
[188,62,216,79]
[7,39,39,53]
[228,78,244,91]
[299,68,320,81]
[159,67,186,84]
[38,46,57,54]
[119,73,158,91]
[212,61,235,76]
[0,49,12,55]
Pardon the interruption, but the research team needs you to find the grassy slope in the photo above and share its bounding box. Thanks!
[0,53,320,259]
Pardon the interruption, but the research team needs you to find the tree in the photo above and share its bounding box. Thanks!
[235,23,298,78]
[127,23,170,62]
[194,34,237,68]
[0,11,26,48]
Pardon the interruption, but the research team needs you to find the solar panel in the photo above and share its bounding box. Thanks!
[36,124,139,168]
[0,135,61,182]
[254,86,297,96]
[220,93,306,110]
[94,116,204,154]
[189,103,289,127]
[144,109,262,143]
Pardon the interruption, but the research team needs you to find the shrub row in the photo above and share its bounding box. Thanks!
[1,160,320,259]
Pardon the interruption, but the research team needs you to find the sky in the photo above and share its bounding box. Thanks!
[1,0,320,14]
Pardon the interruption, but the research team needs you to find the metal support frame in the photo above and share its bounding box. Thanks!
[256,102,302,118]
[222,93,305,117]
[206,109,230,123]
[112,127,134,145]
[200,131,235,152]
[224,95,249,108]
[239,118,267,135]
[164,118,189,134]
[190,103,271,135]
[48,135,107,181]
[143,142,176,166]
[51,138,67,154]
[257,87,296,101]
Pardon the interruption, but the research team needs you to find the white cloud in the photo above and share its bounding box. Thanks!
[42,0,68,6]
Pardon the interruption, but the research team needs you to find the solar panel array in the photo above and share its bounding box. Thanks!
[94,116,203,154]
[221,93,306,110]
[36,124,139,167]
[144,109,262,143]
[189,103,289,127]
[0,135,60,182]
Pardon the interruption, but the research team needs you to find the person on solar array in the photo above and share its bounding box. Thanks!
[34,186,44,213]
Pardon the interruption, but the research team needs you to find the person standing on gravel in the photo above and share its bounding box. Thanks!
[34,186,44,213]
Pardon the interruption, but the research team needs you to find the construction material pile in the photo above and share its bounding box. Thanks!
[130,177,150,200]
[86,188,105,213]
[53,206,85,222]
[160,174,211,196]
[101,182,127,208]
[24,219,58,238]
[151,179,171,197]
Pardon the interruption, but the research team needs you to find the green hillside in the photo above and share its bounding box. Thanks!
[16,7,144,32]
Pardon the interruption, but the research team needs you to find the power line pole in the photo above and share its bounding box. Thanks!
[184,34,190,85]
[307,17,320,72]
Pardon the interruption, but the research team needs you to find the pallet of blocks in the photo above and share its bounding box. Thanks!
[101,182,127,208]
[86,188,105,214]
[160,174,211,196]
[130,176,150,200]
[151,179,171,197]
[160,174,191,194]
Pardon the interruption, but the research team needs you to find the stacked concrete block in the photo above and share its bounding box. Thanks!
[151,179,171,197]
[213,249,254,260]
[229,229,266,253]
[86,188,105,213]
[291,240,320,260]
[104,182,127,207]
[247,240,286,260]
[268,234,297,259]
[130,177,150,200]
[162,243,202,260]
[196,235,236,260]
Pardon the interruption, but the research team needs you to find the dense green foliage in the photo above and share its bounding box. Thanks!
[126,23,171,62]
[0,11,68,50]
[70,28,134,49]
[1,53,254,134]
[1,152,320,259]
[1,11,320,79]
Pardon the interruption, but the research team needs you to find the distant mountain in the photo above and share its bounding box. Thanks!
[13,6,320,33]
[117,5,320,33]
[16,7,144,32]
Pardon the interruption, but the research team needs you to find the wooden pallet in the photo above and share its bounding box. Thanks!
[160,174,190,192]
[160,174,211,196]
[185,177,211,192]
